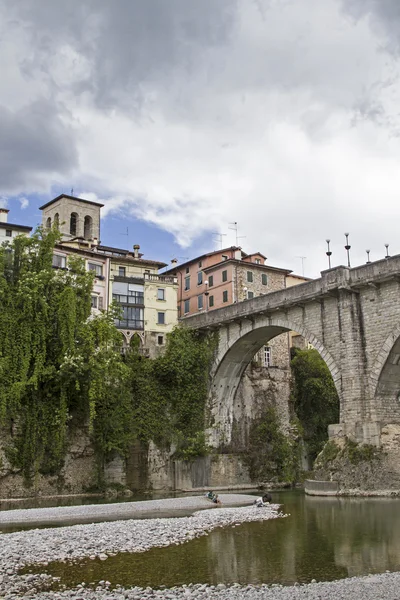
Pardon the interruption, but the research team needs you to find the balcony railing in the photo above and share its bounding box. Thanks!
[115,319,144,330]
[144,273,177,284]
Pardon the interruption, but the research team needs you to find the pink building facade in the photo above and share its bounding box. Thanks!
[166,246,292,318]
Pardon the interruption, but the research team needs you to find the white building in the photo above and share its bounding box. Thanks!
[0,208,32,242]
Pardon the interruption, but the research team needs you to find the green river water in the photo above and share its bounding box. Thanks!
[22,490,400,589]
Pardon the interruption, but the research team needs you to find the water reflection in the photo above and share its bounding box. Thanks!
[22,490,400,588]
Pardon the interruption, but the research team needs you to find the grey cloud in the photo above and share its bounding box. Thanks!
[342,0,400,53]
[4,0,238,110]
[0,100,78,192]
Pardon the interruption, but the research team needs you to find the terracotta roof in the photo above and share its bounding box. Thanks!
[165,246,242,274]
[203,258,292,275]
[57,242,166,268]
[39,194,104,210]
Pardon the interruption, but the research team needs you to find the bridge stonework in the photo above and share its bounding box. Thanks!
[184,256,400,449]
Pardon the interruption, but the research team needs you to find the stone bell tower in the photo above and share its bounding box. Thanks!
[39,194,104,242]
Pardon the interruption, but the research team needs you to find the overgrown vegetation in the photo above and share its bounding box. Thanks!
[243,406,301,485]
[0,231,216,485]
[290,348,340,463]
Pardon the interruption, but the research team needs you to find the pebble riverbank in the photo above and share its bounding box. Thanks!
[1,497,400,599]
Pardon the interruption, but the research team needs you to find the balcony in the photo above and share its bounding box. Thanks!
[113,293,144,306]
[144,273,177,284]
[115,319,144,330]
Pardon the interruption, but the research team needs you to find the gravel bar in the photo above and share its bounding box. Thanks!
[0,496,399,599]
[0,493,256,528]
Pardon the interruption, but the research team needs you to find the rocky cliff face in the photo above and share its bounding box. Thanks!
[0,425,97,498]
[314,425,400,493]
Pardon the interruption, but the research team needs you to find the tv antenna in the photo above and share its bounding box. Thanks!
[212,232,227,250]
[296,256,307,277]
[120,227,129,238]
[228,222,246,246]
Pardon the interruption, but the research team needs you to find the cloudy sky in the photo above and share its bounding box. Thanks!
[1,0,400,276]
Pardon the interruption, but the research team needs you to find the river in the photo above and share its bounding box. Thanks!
[21,489,400,589]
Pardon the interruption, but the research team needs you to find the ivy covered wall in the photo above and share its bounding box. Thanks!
[0,231,217,490]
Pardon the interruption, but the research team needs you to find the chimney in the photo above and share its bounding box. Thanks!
[133,244,140,258]
[0,208,9,224]
[171,258,178,266]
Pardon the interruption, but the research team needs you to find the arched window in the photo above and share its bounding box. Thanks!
[70,212,78,236]
[46,217,51,229]
[54,213,59,229]
[84,215,93,240]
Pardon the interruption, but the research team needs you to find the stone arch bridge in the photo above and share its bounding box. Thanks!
[183,257,400,448]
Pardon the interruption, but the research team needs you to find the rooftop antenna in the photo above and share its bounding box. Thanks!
[228,221,246,246]
[120,227,129,238]
[296,256,307,277]
[212,232,227,250]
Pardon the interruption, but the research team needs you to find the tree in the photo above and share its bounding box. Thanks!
[291,348,340,461]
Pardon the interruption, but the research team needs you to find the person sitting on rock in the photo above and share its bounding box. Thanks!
[253,493,272,507]
[205,491,222,504]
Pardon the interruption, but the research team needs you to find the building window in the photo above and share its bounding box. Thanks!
[223,290,228,303]
[84,215,93,240]
[113,291,144,304]
[209,295,214,308]
[208,275,214,287]
[158,335,164,346]
[98,296,104,310]
[184,299,190,314]
[52,254,66,269]
[197,271,203,285]
[91,296,98,309]
[115,306,144,330]
[5,229,12,237]
[198,260,202,268]
[255,258,261,264]
[247,291,254,299]
[247,271,253,283]
[157,312,165,325]
[222,270,227,282]
[70,212,78,236]
[186,267,190,274]
[198,295,203,310]
[262,273,268,285]
[54,213,59,228]
[263,346,272,367]
[119,266,126,277]
[46,217,51,229]
[184,276,190,291]
[88,262,103,277]
[157,288,165,301]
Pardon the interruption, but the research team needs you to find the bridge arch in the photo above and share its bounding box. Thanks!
[208,316,341,446]
[370,323,400,424]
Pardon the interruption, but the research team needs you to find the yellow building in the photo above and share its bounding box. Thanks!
[40,194,178,357]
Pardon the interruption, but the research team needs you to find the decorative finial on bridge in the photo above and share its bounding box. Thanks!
[344,233,351,268]
[326,239,332,269]
[366,249,371,264]
[385,244,390,259]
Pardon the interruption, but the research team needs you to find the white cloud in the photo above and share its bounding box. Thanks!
[2,0,400,276]
[19,197,29,209]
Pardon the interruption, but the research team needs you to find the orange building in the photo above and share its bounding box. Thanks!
[166,246,292,317]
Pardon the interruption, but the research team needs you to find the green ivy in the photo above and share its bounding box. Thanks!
[0,230,217,484]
